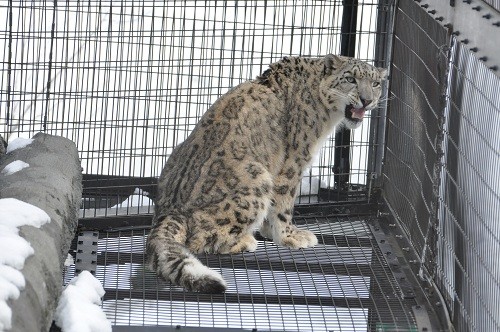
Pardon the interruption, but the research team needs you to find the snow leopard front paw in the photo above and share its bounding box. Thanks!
[275,226,318,249]
[280,228,318,249]
[260,220,318,249]
[220,234,258,254]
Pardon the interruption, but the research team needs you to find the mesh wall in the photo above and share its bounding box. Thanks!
[436,38,500,331]
[7,1,481,331]
[383,0,500,331]
[382,0,449,271]
[483,0,500,12]
[1,0,388,206]
[2,2,405,330]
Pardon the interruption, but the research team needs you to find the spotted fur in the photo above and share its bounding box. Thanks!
[146,54,387,293]
[0,135,6,156]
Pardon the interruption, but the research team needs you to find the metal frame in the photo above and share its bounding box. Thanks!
[70,200,448,330]
[333,0,358,190]
[418,0,500,76]
[75,231,99,275]
[368,0,397,188]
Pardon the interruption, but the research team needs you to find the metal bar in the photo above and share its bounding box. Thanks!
[103,289,375,309]
[369,223,416,299]
[367,0,396,188]
[43,1,57,131]
[78,215,153,231]
[76,202,380,231]
[97,252,376,277]
[82,173,158,197]
[334,0,358,190]
[75,231,99,275]
[112,327,248,332]
[412,305,433,332]
[5,0,13,130]
[376,203,452,330]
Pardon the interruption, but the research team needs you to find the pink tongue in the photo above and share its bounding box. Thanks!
[351,108,366,120]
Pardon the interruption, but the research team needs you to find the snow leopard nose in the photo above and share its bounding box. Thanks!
[361,99,372,107]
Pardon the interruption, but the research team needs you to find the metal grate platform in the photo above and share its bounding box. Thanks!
[66,203,446,331]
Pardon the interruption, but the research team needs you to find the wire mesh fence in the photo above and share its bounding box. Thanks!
[382,0,449,281]
[2,2,405,330]
[435,37,500,332]
[1,0,388,208]
[3,0,499,331]
[66,211,422,331]
[383,1,500,331]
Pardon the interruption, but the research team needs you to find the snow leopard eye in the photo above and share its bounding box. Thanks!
[345,76,356,84]
[372,81,380,87]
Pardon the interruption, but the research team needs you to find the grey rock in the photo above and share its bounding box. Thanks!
[0,133,82,332]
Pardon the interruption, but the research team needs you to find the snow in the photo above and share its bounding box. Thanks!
[54,271,112,332]
[0,198,50,233]
[0,266,25,331]
[64,253,75,267]
[5,138,33,154]
[0,228,36,269]
[298,176,327,196]
[0,198,51,331]
[1,160,29,176]
[111,187,153,208]
[133,187,149,196]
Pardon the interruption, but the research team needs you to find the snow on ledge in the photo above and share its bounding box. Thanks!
[1,160,30,176]
[110,187,153,208]
[54,271,112,332]
[298,176,328,196]
[0,198,51,331]
[6,138,34,154]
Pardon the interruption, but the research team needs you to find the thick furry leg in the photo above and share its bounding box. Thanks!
[227,234,258,253]
[262,174,318,249]
[262,217,318,249]
[146,216,227,293]
[259,219,274,240]
[274,225,318,249]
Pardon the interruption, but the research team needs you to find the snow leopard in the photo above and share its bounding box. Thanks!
[146,54,387,293]
[0,135,6,156]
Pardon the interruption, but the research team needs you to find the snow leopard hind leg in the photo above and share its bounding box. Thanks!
[146,214,227,293]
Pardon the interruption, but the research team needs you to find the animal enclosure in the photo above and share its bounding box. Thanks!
[1,0,499,331]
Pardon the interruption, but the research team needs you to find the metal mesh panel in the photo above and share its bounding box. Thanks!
[4,1,473,330]
[0,0,388,203]
[436,39,500,332]
[382,0,449,269]
[66,212,422,331]
[383,0,500,331]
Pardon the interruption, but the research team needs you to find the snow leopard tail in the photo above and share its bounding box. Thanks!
[146,214,227,293]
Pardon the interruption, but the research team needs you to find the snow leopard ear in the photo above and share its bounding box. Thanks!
[378,67,388,80]
[324,54,347,75]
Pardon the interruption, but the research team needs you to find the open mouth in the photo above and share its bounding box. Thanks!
[344,105,365,122]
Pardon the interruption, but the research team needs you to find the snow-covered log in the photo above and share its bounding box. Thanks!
[0,133,82,332]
